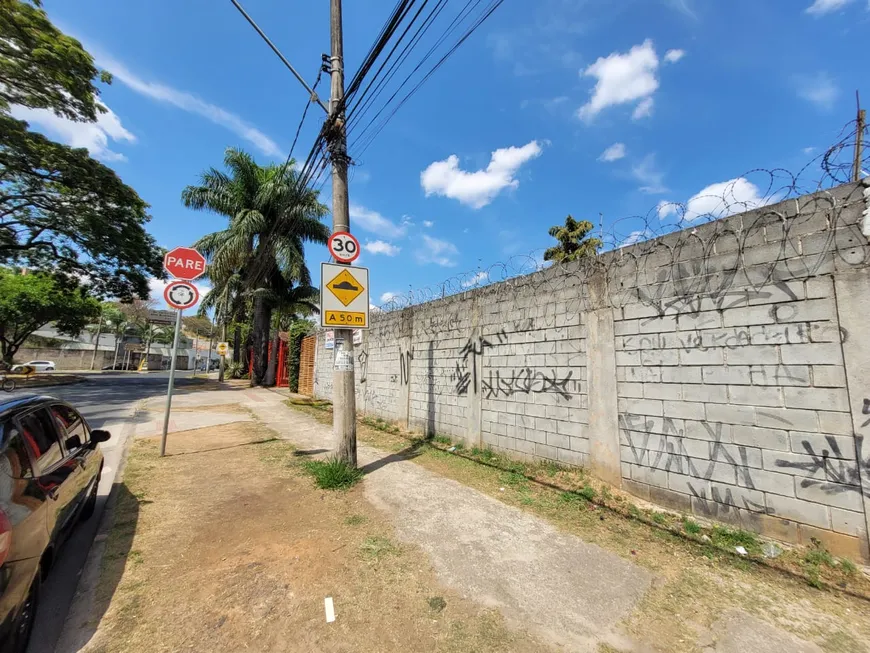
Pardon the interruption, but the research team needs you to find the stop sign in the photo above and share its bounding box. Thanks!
[164,246,206,281]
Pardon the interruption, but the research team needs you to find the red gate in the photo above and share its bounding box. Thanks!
[248,339,288,387]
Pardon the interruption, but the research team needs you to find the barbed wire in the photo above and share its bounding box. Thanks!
[373,119,869,318]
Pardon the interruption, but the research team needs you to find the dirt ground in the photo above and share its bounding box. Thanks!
[79,421,552,653]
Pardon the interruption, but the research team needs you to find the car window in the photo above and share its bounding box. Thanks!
[17,409,63,473]
[50,404,89,447]
[0,420,33,480]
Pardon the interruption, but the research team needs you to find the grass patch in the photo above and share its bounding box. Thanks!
[433,435,452,445]
[804,547,835,568]
[360,415,403,434]
[838,558,857,576]
[499,471,528,487]
[578,484,596,501]
[427,596,447,612]
[360,536,399,561]
[345,514,367,526]
[471,447,498,463]
[302,457,364,490]
[650,511,669,526]
[682,518,701,535]
[710,526,760,553]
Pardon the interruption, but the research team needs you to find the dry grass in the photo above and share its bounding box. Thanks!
[84,421,551,653]
[287,402,870,653]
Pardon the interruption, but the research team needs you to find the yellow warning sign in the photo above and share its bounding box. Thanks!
[324,311,367,327]
[326,268,365,307]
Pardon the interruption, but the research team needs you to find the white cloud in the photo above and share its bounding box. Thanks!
[802,146,816,155]
[349,204,408,239]
[416,235,459,267]
[422,220,434,228]
[795,73,838,110]
[806,0,854,15]
[380,291,399,303]
[664,49,685,64]
[11,104,135,162]
[666,0,697,19]
[577,39,663,122]
[363,240,401,256]
[656,200,678,219]
[462,271,489,288]
[660,178,771,223]
[599,142,626,162]
[631,97,654,120]
[90,50,281,157]
[148,277,212,310]
[619,230,649,248]
[632,154,668,194]
[421,141,543,209]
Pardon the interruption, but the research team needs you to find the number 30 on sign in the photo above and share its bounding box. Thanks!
[328,232,360,263]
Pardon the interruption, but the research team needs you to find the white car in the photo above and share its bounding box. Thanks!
[11,360,56,372]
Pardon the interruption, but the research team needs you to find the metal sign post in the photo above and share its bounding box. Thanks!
[160,308,183,457]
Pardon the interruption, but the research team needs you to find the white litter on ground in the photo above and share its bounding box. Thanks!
[324,596,336,623]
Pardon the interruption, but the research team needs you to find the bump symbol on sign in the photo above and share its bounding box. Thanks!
[327,269,365,307]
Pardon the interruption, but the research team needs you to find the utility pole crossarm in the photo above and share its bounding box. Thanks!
[230,0,329,114]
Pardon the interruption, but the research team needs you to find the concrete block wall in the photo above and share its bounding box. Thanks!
[314,181,870,559]
[476,273,590,466]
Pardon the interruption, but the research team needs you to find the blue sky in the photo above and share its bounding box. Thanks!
[21,0,869,309]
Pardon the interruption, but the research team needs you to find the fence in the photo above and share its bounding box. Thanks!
[314,167,870,560]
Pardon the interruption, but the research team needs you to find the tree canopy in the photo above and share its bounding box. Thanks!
[0,0,111,122]
[0,1,162,299]
[0,267,100,362]
[543,215,602,263]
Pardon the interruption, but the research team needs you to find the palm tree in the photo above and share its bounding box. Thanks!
[182,148,329,386]
[543,215,603,263]
[197,271,245,366]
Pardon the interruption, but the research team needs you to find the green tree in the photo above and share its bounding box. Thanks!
[0,268,100,363]
[543,215,602,263]
[182,148,329,386]
[0,0,111,121]
[0,1,162,299]
[0,114,163,299]
[183,315,213,339]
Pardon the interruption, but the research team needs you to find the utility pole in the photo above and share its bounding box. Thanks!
[329,0,357,466]
[192,330,199,378]
[219,292,228,382]
[89,311,103,370]
[853,91,865,183]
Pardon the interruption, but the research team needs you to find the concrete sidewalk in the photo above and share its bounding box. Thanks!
[74,386,836,653]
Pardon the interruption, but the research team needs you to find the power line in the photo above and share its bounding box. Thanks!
[347,0,507,159]
[229,0,328,113]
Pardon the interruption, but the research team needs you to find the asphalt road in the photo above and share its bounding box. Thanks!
[11,371,195,653]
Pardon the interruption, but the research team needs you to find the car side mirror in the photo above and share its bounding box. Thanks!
[65,435,82,450]
[91,429,111,444]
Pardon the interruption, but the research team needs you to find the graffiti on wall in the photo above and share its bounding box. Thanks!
[620,414,756,488]
[481,368,578,400]
[776,435,869,498]
[400,348,413,386]
[450,335,493,396]
[357,348,368,384]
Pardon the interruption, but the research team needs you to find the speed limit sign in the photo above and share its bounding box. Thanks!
[328,231,360,263]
